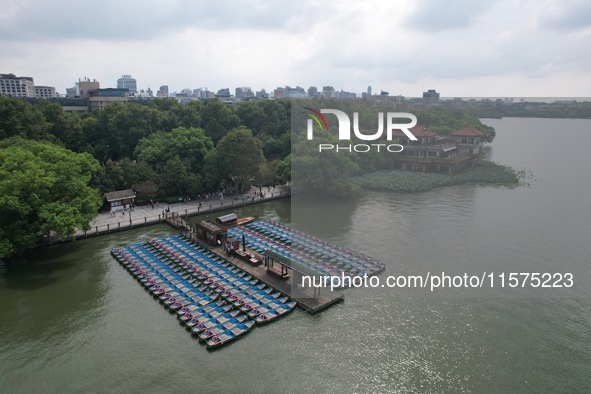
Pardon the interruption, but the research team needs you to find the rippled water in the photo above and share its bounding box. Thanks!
[1,118,590,393]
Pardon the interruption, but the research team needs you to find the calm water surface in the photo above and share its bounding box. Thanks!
[1,118,590,393]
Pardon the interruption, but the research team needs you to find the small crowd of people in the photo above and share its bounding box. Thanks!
[225,241,235,257]
[110,203,134,217]
[107,184,281,219]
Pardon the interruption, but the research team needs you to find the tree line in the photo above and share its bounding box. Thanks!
[0,97,292,198]
[0,96,495,259]
[0,97,292,259]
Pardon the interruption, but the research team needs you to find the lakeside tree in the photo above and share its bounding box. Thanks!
[0,138,102,259]
[134,126,214,173]
[160,156,202,196]
[276,154,291,183]
[290,131,361,197]
[0,97,52,141]
[91,158,158,194]
[200,100,241,143]
[205,127,265,192]
[37,101,86,152]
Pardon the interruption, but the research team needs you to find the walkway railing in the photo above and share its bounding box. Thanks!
[38,189,290,246]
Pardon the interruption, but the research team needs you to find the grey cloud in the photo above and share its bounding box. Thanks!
[316,24,591,85]
[539,1,591,31]
[0,0,313,41]
[404,0,493,32]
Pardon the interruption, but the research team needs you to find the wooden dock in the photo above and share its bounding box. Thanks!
[191,238,344,314]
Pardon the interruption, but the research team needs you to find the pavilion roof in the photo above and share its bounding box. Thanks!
[104,189,136,202]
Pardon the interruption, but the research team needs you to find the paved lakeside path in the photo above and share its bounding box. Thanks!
[46,185,290,244]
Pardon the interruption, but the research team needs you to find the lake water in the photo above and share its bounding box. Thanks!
[1,118,590,393]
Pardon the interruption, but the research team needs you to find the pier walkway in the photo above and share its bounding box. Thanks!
[41,186,290,245]
[187,237,344,314]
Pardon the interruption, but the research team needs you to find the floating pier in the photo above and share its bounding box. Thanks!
[112,219,384,348]
[112,235,297,349]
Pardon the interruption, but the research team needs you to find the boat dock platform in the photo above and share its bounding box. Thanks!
[183,218,385,314]
[205,244,344,314]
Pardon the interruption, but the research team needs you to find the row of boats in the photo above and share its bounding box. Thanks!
[111,235,296,349]
[228,219,385,278]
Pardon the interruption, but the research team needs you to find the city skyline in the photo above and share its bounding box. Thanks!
[1,0,590,97]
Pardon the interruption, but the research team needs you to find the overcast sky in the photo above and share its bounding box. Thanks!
[2,0,590,97]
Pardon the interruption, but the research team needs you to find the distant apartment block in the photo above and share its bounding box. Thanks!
[283,86,307,98]
[235,87,254,99]
[273,87,284,99]
[215,88,231,98]
[66,77,100,99]
[256,89,269,99]
[117,75,137,94]
[307,86,319,98]
[0,73,36,98]
[35,86,57,99]
[322,86,335,98]
[423,89,440,103]
[88,88,129,111]
[157,85,169,97]
[336,89,356,99]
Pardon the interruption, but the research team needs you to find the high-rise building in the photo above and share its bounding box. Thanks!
[35,86,57,99]
[422,89,440,103]
[322,86,335,98]
[337,89,356,99]
[307,86,318,98]
[0,73,36,98]
[283,86,307,98]
[78,78,100,99]
[88,88,129,111]
[157,85,169,97]
[215,88,231,98]
[367,86,372,96]
[256,89,269,99]
[273,87,284,99]
[117,75,137,94]
[235,87,254,99]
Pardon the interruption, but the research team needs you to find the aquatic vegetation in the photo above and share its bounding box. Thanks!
[357,160,524,192]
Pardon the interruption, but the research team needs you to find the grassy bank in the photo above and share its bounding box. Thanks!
[356,160,525,193]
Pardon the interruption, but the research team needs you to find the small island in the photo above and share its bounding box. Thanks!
[354,124,523,192]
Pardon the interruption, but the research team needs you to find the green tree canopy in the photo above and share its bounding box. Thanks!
[0,138,102,259]
[134,126,213,173]
[205,127,265,191]
[160,156,202,196]
[200,100,241,143]
[0,97,52,141]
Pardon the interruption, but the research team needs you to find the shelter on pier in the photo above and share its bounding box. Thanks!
[263,250,330,299]
[217,213,238,227]
[195,220,226,246]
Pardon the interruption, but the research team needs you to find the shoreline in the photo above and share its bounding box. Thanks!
[34,186,291,249]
